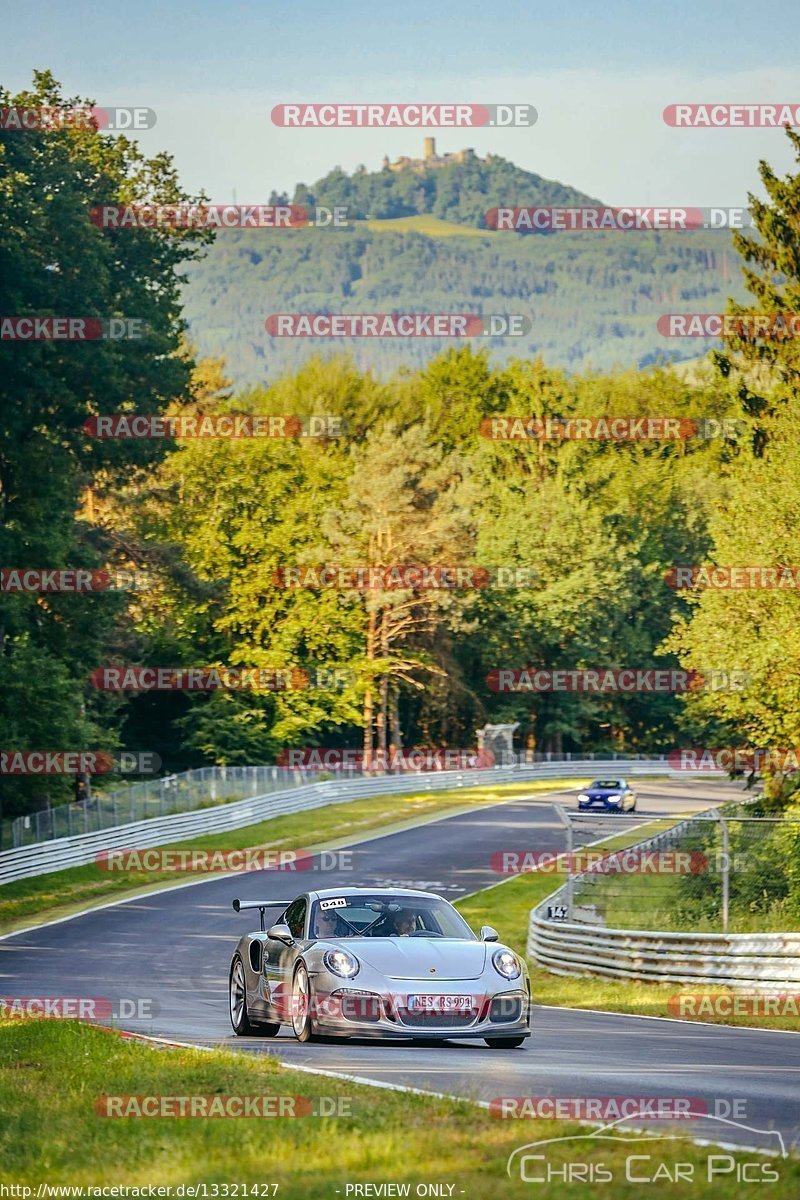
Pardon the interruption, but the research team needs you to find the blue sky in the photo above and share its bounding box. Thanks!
[3,1,800,205]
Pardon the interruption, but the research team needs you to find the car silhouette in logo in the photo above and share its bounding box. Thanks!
[506,1112,787,1180]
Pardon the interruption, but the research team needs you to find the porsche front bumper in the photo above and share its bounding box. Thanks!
[308,986,532,1040]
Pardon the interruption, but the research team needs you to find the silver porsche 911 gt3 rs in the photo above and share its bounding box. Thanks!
[229,886,531,1047]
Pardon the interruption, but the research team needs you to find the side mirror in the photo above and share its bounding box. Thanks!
[480,925,499,943]
[266,922,295,946]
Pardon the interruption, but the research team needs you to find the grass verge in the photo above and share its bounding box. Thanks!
[0,778,586,935]
[1,1019,796,1195]
[361,214,495,237]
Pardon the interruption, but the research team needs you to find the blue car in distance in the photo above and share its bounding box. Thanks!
[577,778,637,812]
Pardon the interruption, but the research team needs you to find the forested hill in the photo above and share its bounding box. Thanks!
[181,222,745,385]
[284,151,600,225]
[181,149,746,386]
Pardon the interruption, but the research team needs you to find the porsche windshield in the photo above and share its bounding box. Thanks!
[309,895,476,940]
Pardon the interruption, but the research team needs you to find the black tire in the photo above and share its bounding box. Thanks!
[484,1036,527,1049]
[291,962,318,1043]
[229,955,257,1035]
[229,956,280,1037]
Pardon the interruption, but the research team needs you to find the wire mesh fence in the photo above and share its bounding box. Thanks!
[8,751,674,850]
[560,807,800,934]
[9,765,318,848]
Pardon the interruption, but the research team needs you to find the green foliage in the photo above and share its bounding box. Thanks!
[0,71,207,816]
[670,129,800,806]
[181,222,746,384]
[118,347,742,762]
[294,151,599,225]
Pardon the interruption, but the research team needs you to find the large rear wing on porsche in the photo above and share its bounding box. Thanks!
[232,897,286,931]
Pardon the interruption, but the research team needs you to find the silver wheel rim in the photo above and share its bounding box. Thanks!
[292,967,309,1037]
[230,959,245,1028]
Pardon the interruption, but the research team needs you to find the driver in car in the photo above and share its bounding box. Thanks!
[392,908,417,936]
[314,907,344,938]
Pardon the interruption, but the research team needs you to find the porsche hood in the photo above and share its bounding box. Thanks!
[342,938,489,980]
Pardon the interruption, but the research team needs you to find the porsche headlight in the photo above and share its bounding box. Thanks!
[492,948,521,979]
[578,793,590,801]
[324,948,360,979]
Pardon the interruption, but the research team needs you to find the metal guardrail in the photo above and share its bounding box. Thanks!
[9,751,671,849]
[528,917,800,989]
[528,809,800,990]
[0,757,687,886]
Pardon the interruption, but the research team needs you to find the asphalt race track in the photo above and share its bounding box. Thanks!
[3,779,799,1155]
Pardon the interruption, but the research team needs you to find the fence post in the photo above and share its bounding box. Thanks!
[554,804,574,920]
[720,816,730,934]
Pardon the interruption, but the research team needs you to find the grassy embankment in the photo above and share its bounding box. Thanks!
[1,1019,795,1195]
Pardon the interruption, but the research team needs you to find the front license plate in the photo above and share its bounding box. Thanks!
[407,994,472,1013]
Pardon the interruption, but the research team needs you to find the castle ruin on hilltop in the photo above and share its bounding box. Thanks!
[382,138,492,173]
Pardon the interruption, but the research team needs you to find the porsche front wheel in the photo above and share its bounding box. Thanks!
[291,962,317,1043]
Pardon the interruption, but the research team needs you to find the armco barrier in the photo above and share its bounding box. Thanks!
[0,758,683,886]
[527,809,800,991]
[527,916,800,989]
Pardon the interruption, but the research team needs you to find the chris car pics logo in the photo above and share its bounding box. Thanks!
[506,1114,785,1184]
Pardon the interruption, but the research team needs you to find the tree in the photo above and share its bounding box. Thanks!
[714,127,800,453]
[320,423,474,763]
[670,128,800,803]
[0,70,208,815]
